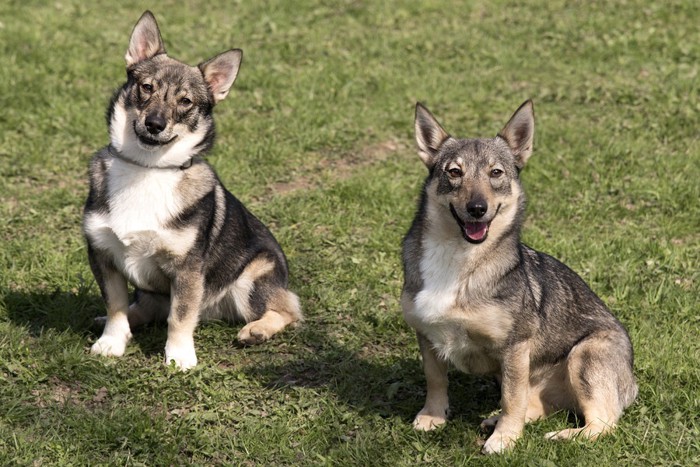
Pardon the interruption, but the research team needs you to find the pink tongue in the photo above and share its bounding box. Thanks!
[465,222,488,241]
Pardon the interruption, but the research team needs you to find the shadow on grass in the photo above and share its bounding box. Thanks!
[1,287,170,357]
[242,325,502,426]
[2,287,502,427]
[2,287,101,337]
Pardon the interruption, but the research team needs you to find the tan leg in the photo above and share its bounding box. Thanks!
[413,333,450,431]
[164,272,204,371]
[481,387,547,433]
[91,263,132,357]
[525,391,548,422]
[545,422,613,441]
[237,290,301,345]
[545,403,616,441]
[544,332,630,441]
[483,342,531,454]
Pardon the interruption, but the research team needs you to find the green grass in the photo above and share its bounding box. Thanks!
[1,0,698,464]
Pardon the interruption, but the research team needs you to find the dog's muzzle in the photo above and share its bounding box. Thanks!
[133,121,177,147]
[449,203,497,244]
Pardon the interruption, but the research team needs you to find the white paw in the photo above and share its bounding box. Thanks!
[91,334,128,357]
[412,412,447,431]
[482,431,518,455]
[164,340,197,371]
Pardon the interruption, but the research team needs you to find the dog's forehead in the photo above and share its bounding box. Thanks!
[133,55,207,89]
[440,137,512,166]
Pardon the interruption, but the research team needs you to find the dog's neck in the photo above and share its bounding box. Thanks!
[107,145,194,170]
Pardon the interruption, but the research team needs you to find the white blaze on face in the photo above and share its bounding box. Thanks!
[109,94,209,168]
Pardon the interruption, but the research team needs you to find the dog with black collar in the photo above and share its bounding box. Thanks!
[83,11,302,370]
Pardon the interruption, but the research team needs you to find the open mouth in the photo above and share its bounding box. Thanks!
[449,204,495,244]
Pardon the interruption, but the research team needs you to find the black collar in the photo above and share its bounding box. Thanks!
[107,145,194,170]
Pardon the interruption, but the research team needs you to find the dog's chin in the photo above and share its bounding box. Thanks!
[136,133,177,150]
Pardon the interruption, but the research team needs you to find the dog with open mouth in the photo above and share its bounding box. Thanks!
[401,100,637,454]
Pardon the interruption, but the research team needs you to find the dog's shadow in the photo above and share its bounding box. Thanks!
[2,286,168,357]
[241,325,501,425]
[3,287,99,337]
[2,287,501,425]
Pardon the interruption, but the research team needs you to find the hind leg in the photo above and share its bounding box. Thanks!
[545,331,637,441]
[95,289,170,329]
[127,289,170,328]
[237,289,302,344]
[481,393,549,432]
[544,403,615,441]
[206,256,302,345]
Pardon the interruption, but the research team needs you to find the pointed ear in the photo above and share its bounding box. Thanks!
[125,11,166,67]
[199,49,243,104]
[498,100,535,169]
[415,103,450,169]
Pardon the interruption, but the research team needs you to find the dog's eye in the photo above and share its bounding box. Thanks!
[448,168,463,178]
[179,97,192,106]
[141,83,153,93]
[490,168,504,178]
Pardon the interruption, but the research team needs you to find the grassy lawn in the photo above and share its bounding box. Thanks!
[1,0,698,464]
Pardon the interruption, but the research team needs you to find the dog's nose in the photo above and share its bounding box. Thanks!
[467,199,488,219]
[145,114,166,134]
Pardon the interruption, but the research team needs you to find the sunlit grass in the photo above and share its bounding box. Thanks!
[1,0,698,464]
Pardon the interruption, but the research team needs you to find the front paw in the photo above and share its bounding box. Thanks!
[164,340,198,371]
[482,430,519,455]
[91,334,128,357]
[412,409,447,431]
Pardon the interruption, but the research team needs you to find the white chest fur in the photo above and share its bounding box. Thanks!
[106,160,185,234]
[405,235,507,375]
[84,160,197,290]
